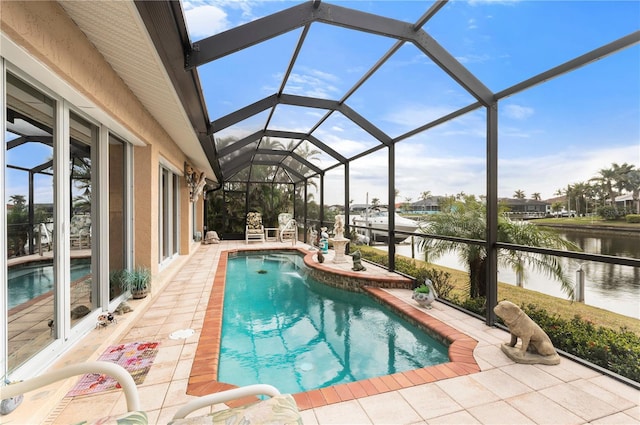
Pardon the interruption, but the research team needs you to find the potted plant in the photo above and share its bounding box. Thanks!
[411,279,437,309]
[121,267,151,299]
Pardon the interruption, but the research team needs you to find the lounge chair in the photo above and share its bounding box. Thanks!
[0,361,302,424]
[278,213,297,244]
[245,212,265,244]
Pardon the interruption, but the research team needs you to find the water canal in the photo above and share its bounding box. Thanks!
[386,227,639,319]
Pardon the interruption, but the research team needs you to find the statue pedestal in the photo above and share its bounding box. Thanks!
[330,238,349,263]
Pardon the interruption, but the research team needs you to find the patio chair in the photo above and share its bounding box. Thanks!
[245,212,265,244]
[0,361,302,424]
[70,213,91,249]
[278,213,297,244]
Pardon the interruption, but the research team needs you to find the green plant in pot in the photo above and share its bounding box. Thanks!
[411,279,437,309]
[122,267,151,299]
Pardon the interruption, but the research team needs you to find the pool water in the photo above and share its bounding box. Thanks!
[219,252,449,394]
[7,258,91,309]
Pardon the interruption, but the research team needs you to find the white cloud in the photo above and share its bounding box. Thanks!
[503,104,534,120]
[184,4,231,38]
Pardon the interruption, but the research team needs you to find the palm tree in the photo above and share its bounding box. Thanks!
[531,192,541,201]
[419,197,579,299]
[591,165,619,206]
[513,189,526,199]
[624,169,640,214]
[420,191,432,201]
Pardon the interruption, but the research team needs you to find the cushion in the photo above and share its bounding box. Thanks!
[169,394,302,425]
[73,410,148,425]
[246,212,263,230]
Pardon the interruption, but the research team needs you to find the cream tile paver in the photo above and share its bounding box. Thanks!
[435,375,501,409]
[313,399,373,424]
[539,383,622,422]
[506,391,584,425]
[357,392,423,424]
[466,400,535,425]
[427,410,481,424]
[568,379,637,411]
[499,362,565,390]
[398,384,464,420]
[469,368,532,399]
[589,412,639,424]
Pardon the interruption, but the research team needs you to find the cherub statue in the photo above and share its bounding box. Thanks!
[333,214,345,239]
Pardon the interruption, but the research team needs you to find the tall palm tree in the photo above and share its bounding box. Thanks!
[419,197,579,299]
[513,189,526,199]
[420,191,432,201]
[531,192,541,201]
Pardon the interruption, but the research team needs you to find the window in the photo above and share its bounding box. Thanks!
[159,165,179,265]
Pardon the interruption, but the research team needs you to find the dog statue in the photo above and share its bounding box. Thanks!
[493,300,560,365]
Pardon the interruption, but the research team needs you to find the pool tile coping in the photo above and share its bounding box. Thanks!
[186,247,480,410]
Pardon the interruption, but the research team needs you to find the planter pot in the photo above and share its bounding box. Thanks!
[412,290,435,309]
[131,288,148,299]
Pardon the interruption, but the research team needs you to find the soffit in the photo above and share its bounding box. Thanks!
[56,0,214,178]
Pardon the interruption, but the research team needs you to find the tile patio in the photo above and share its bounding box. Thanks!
[4,241,639,424]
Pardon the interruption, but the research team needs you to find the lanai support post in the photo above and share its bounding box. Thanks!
[344,163,350,248]
[388,144,395,272]
[485,102,498,325]
[319,173,324,229]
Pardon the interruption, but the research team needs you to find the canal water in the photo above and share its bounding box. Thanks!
[382,228,639,319]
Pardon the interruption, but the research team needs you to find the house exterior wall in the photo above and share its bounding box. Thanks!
[1,0,204,379]
[1,0,196,270]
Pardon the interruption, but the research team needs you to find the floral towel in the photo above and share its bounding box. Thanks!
[67,341,159,397]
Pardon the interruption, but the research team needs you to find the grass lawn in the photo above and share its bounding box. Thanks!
[366,246,640,336]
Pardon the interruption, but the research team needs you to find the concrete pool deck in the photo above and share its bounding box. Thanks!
[5,241,639,424]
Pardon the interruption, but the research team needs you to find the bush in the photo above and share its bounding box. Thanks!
[625,214,640,223]
[597,205,621,221]
[523,304,640,382]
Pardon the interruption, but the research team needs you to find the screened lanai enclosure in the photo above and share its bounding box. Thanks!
[140,0,640,325]
[6,1,639,329]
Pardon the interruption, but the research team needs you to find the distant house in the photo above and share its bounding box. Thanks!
[409,197,444,214]
[499,198,549,215]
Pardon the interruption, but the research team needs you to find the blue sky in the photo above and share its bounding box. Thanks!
[182,0,639,205]
[4,1,638,207]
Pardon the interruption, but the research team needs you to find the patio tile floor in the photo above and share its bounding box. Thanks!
[5,241,639,424]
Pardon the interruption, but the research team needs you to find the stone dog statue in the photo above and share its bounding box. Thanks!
[493,300,560,365]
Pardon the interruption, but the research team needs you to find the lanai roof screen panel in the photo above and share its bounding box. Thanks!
[227,167,250,183]
[313,111,384,158]
[395,108,488,202]
[218,139,260,166]
[269,104,325,135]
[328,0,431,22]
[282,22,397,101]
[348,149,389,206]
[282,156,317,179]
[250,164,279,182]
[196,28,302,119]
[293,140,339,171]
[213,110,270,148]
[349,42,479,139]
[426,0,640,93]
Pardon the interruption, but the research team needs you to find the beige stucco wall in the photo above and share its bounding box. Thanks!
[1,0,197,271]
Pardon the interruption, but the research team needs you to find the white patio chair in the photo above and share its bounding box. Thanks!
[245,211,265,244]
[1,361,302,424]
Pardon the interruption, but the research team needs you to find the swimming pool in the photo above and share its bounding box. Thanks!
[218,252,449,394]
[7,258,91,309]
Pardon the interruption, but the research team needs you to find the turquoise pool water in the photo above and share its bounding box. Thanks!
[7,258,91,309]
[218,252,448,394]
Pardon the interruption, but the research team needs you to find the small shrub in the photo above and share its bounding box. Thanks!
[625,214,640,223]
[597,205,620,221]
